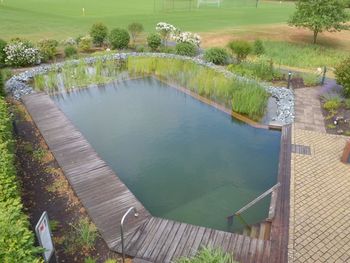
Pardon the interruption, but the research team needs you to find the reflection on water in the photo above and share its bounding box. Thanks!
[52,77,281,231]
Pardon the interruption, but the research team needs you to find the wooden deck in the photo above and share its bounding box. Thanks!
[23,92,292,263]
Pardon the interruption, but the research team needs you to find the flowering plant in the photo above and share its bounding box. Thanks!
[63,37,77,46]
[156,22,177,44]
[173,31,201,47]
[4,41,41,67]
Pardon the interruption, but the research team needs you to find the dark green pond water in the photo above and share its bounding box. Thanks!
[52,77,281,231]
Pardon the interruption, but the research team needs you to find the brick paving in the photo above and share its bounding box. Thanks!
[294,87,326,133]
[288,127,350,263]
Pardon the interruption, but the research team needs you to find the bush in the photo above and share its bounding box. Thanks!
[253,39,265,56]
[90,22,108,46]
[323,99,341,111]
[345,98,350,109]
[79,35,93,52]
[109,28,130,49]
[176,247,237,263]
[159,46,175,54]
[0,39,7,68]
[335,57,350,98]
[128,22,144,45]
[38,39,58,62]
[0,100,41,262]
[4,41,41,67]
[64,45,78,58]
[227,40,252,62]
[175,42,197,57]
[135,45,146,52]
[0,70,4,97]
[147,33,162,51]
[203,47,230,65]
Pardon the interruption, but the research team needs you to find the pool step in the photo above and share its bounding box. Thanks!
[242,221,271,240]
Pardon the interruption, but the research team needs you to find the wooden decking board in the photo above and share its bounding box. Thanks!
[23,92,290,263]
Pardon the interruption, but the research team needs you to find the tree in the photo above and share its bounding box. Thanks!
[90,22,108,46]
[128,22,144,45]
[289,0,349,44]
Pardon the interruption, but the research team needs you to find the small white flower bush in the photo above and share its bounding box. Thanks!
[156,22,177,43]
[4,41,41,67]
[173,31,201,47]
[64,37,77,46]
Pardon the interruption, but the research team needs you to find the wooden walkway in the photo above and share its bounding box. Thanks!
[23,92,291,263]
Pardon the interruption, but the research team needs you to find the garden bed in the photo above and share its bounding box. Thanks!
[321,100,350,136]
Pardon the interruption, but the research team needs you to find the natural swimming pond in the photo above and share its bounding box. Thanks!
[52,77,281,231]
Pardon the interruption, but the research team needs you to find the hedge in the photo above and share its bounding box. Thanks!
[0,91,41,262]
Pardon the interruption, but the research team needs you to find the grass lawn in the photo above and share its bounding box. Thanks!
[0,0,294,40]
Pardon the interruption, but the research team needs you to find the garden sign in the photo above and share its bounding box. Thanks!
[35,211,55,262]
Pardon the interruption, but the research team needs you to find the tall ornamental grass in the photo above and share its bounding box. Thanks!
[127,57,268,121]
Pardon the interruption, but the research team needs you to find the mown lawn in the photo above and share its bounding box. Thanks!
[0,0,294,40]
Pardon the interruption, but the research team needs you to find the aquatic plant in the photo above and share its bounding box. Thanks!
[127,56,268,120]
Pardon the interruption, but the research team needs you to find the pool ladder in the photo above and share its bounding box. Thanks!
[227,182,281,229]
[120,207,139,263]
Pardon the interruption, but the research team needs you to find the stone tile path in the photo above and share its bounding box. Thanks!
[294,87,326,133]
[288,127,350,263]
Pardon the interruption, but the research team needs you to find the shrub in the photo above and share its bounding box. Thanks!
[203,47,230,65]
[173,31,201,47]
[147,33,162,51]
[0,39,7,68]
[227,40,252,62]
[156,22,176,45]
[0,70,4,96]
[323,99,341,111]
[335,57,350,98]
[4,41,41,67]
[64,37,77,46]
[175,42,197,57]
[176,247,237,263]
[136,45,146,52]
[79,35,93,52]
[90,22,108,46]
[109,28,130,49]
[64,45,78,58]
[128,22,144,45]
[0,100,41,262]
[38,39,59,62]
[253,39,265,56]
[159,46,175,54]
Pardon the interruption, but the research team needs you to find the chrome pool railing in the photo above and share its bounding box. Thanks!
[120,207,139,263]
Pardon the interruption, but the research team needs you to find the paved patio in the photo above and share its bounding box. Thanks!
[294,87,326,133]
[288,127,350,262]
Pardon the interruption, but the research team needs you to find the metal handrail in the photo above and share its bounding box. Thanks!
[227,183,280,222]
[120,207,139,263]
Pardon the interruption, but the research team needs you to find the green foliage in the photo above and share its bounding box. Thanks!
[289,0,350,44]
[261,41,347,68]
[109,28,130,49]
[0,99,42,262]
[175,42,197,57]
[147,33,162,51]
[104,259,117,263]
[296,72,320,86]
[0,70,4,97]
[0,39,7,68]
[323,99,341,111]
[345,99,350,109]
[227,40,252,62]
[203,48,230,65]
[127,57,268,120]
[38,39,58,62]
[335,57,350,98]
[84,257,96,263]
[65,217,98,253]
[176,247,237,263]
[33,148,47,161]
[90,22,108,47]
[64,45,78,58]
[253,39,265,56]
[227,59,283,82]
[128,22,144,45]
[79,35,93,52]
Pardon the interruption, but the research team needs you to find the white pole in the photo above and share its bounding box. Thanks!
[82,7,85,16]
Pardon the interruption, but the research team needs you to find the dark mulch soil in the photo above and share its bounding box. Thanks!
[12,101,121,263]
[320,101,350,136]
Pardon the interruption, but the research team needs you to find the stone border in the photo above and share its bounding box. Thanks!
[5,52,294,124]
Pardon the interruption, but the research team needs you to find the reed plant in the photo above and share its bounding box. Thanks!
[127,57,268,120]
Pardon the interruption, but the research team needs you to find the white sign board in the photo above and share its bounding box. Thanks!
[35,211,54,262]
